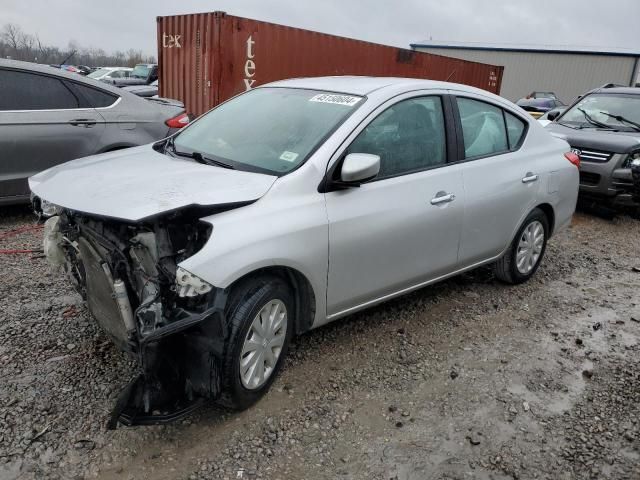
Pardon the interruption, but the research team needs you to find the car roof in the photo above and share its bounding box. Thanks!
[0,58,127,96]
[591,86,640,95]
[264,76,492,97]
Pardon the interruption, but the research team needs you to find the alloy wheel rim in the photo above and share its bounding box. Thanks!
[516,220,545,275]
[240,299,287,390]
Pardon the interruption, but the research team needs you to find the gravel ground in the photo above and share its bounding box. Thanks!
[1,205,639,480]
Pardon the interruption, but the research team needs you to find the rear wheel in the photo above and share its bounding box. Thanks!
[218,276,293,409]
[493,208,549,284]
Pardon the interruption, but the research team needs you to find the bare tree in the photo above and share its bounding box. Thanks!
[2,23,23,57]
[1,22,156,66]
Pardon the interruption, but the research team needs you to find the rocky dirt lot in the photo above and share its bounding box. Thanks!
[1,205,639,480]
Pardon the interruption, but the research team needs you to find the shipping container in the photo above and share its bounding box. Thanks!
[157,12,504,116]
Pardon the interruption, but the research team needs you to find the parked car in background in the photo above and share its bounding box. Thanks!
[74,65,92,76]
[30,76,578,426]
[0,59,190,205]
[525,91,560,100]
[103,63,157,87]
[59,64,81,74]
[538,106,567,127]
[517,97,565,119]
[88,67,132,82]
[546,85,640,208]
[122,79,158,98]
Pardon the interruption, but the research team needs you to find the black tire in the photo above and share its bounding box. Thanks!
[493,208,549,284]
[218,275,294,410]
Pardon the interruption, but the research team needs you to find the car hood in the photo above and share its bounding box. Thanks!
[546,123,640,154]
[29,145,278,222]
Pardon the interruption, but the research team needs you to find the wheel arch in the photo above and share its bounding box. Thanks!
[226,266,316,336]
[535,202,555,235]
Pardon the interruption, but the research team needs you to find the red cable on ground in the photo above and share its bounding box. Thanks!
[0,223,44,255]
[0,249,42,255]
[0,224,43,241]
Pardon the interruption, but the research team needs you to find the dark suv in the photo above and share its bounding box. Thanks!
[546,86,640,208]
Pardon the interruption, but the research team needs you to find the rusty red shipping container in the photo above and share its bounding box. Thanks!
[157,12,504,116]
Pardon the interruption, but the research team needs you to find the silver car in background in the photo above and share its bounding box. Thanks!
[30,77,579,426]
[0,59,188,205]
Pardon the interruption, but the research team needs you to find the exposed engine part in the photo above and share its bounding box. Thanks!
[43,216,65,266]
[113,279,136,333]
[42,207,224,427]
[176,266,214,297]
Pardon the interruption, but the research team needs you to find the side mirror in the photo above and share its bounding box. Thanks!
[340,153,380,184]
[547,110,561,121]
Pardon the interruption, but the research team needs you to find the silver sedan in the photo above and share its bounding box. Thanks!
[0,59,188,205]
[30,77,579,426]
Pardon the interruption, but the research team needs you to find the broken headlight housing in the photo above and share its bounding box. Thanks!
[37,198,62,217]
[175,266,213,297]
[624,151,640,168]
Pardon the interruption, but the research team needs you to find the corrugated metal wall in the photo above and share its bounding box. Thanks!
[414,47,638,103]
[158,13,504,116]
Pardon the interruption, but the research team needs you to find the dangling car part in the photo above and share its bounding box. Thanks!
[39,206,233,428]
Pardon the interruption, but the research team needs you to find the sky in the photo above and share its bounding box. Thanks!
[2,0,639,56]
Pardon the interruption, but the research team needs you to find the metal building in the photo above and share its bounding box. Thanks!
[410,41,640,104]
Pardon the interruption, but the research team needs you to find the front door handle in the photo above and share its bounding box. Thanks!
[522,172,539,184]
[69,119,97,127]
[430,191,456,205]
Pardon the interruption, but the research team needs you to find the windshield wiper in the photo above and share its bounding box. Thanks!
[599,111,640,132]
[556,121,580,130]
[164,138,235,169]
[577,108,616,130]
[190,152,235,169]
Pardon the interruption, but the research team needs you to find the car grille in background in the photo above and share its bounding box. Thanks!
[571,147,612,163]
[579,171,601,186]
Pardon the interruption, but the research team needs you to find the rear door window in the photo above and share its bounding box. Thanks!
[0,69,79,111]
[456,97,509,158]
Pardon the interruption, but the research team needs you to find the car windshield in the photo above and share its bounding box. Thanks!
[131,65,150,79]
[559,93,640,130]
[88,68,111,79]
[172,87,364,175]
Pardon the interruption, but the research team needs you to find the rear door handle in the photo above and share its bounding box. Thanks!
[430,192,456,205]
[522,172,539,183]
[69,119,97,127]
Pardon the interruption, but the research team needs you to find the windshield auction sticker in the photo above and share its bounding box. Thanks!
[309,94,362,106]
[279,151,299,162]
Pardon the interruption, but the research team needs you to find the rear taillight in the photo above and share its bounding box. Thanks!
[165,113,190,129]
[565,152,580,168]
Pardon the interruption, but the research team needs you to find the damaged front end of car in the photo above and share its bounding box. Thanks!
[38,203,228,428]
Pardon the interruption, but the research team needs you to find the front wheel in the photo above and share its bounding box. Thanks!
[218,276,294,410]
[493,208,549,284]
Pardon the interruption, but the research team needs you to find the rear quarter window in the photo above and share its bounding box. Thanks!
[66,82,119,108]
[504,111,527,149]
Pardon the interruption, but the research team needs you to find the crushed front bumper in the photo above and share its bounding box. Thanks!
[109,302,227,428]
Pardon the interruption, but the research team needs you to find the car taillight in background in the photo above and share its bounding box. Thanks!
[165,113,190,129]
[565,152,580,168]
